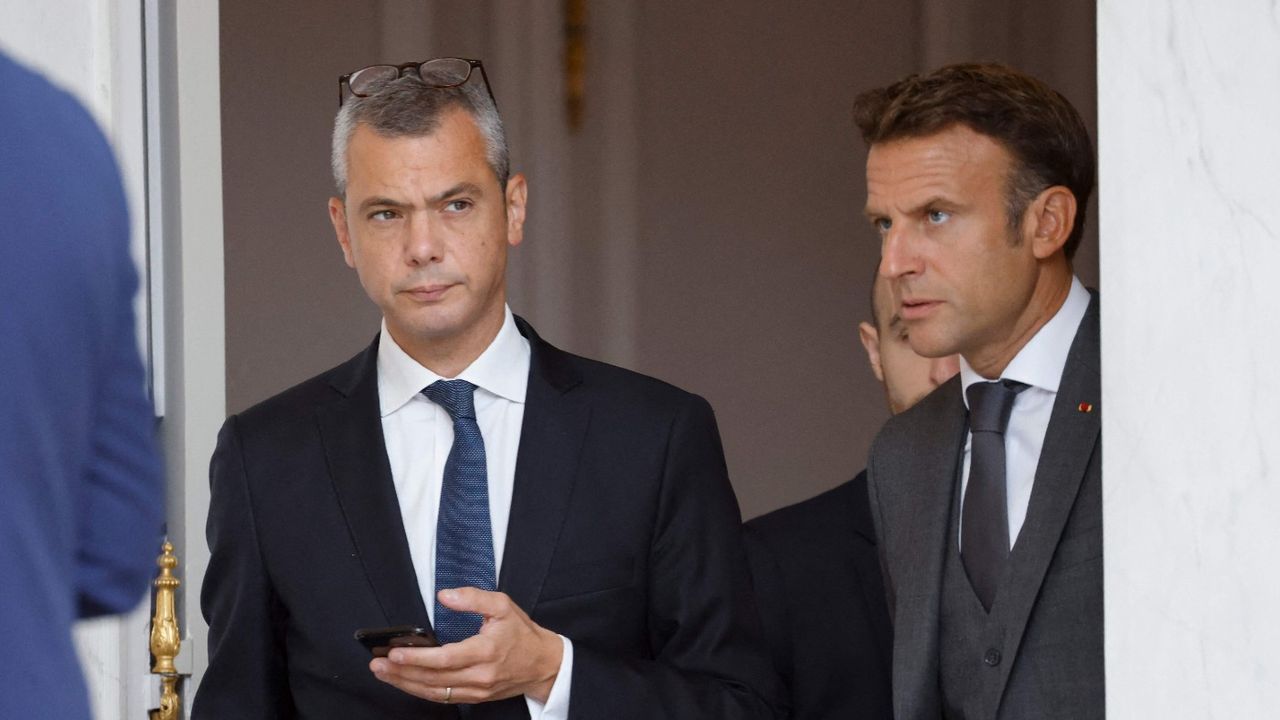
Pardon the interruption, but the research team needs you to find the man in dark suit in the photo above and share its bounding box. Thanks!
[193,59,777,719]
[0,50,163,719]
[744,273,958,718]
[855,63,1102,719]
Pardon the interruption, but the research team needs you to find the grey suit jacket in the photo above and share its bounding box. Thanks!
[866,293,1103,720]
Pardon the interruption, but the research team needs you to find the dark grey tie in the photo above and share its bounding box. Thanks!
[962,379,1028,612]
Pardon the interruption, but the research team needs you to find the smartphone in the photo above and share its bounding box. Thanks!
[354,625,440,657]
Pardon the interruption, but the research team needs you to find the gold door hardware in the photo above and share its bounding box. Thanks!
[148,540,182,720]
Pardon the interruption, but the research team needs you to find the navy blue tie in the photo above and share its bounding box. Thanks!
[423,380,495,644]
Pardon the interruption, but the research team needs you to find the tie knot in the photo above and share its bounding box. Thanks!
[422,379,478,420]
[966,379,1028,434]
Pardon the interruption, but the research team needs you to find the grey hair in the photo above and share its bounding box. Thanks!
[330,71,509,197]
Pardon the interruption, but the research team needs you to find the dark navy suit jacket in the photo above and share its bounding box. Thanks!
[194,319,780,719]
[744,473,893,719]
[0,51,164,720]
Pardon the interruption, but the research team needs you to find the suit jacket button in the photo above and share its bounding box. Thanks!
[984,648,1002,667]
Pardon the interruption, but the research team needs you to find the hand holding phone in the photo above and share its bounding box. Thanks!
[354,625,439,658]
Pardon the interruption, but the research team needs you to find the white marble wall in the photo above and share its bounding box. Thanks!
[1099,0,1280,715]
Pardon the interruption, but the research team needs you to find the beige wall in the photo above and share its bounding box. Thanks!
[626,2,917,518]
[221,0,1095,520]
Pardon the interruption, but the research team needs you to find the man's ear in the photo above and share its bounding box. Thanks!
[329,196,356,268]
[1025,185,1076,260]
[858,321,885,382]
[505,173,528,248]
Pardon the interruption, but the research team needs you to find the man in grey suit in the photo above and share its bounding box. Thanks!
[855,63,1102,719]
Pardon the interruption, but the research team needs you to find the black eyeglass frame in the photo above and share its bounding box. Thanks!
[336,57,497,109]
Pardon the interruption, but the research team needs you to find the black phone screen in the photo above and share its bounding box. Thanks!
[353,625,440,657]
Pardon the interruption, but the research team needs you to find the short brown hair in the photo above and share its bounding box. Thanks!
[852,63,1094,259]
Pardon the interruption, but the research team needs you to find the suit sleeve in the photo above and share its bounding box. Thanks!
[567,395,782,719]
[192,416,296,719]
[865,440,896,623]
[741,524,795,719]
[76,196,164,618]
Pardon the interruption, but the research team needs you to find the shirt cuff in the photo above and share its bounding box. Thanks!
[523,635,573,720]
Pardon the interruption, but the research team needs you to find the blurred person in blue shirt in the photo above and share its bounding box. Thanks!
[0,49,164,719]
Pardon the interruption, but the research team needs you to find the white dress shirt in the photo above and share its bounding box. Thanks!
[958,276,1090,550]
[377,306,573,718]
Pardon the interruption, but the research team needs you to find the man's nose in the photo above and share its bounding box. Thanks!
[879,225,922,279]
[405,216,442,265]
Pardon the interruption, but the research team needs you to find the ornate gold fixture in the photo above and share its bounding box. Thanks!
[148,540,182,720]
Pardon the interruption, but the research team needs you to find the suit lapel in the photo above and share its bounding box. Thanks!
[498,318,591,612]
[991,295,1101,700]
[316,337,432,628]
[890,382,969,718]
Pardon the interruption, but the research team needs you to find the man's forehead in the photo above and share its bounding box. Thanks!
[869,134,974,184]
[865,126,1009,201]
[345,116,492,196]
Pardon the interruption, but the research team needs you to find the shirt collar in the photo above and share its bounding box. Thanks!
[960,276,1089,408]
[377,305,531,417]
